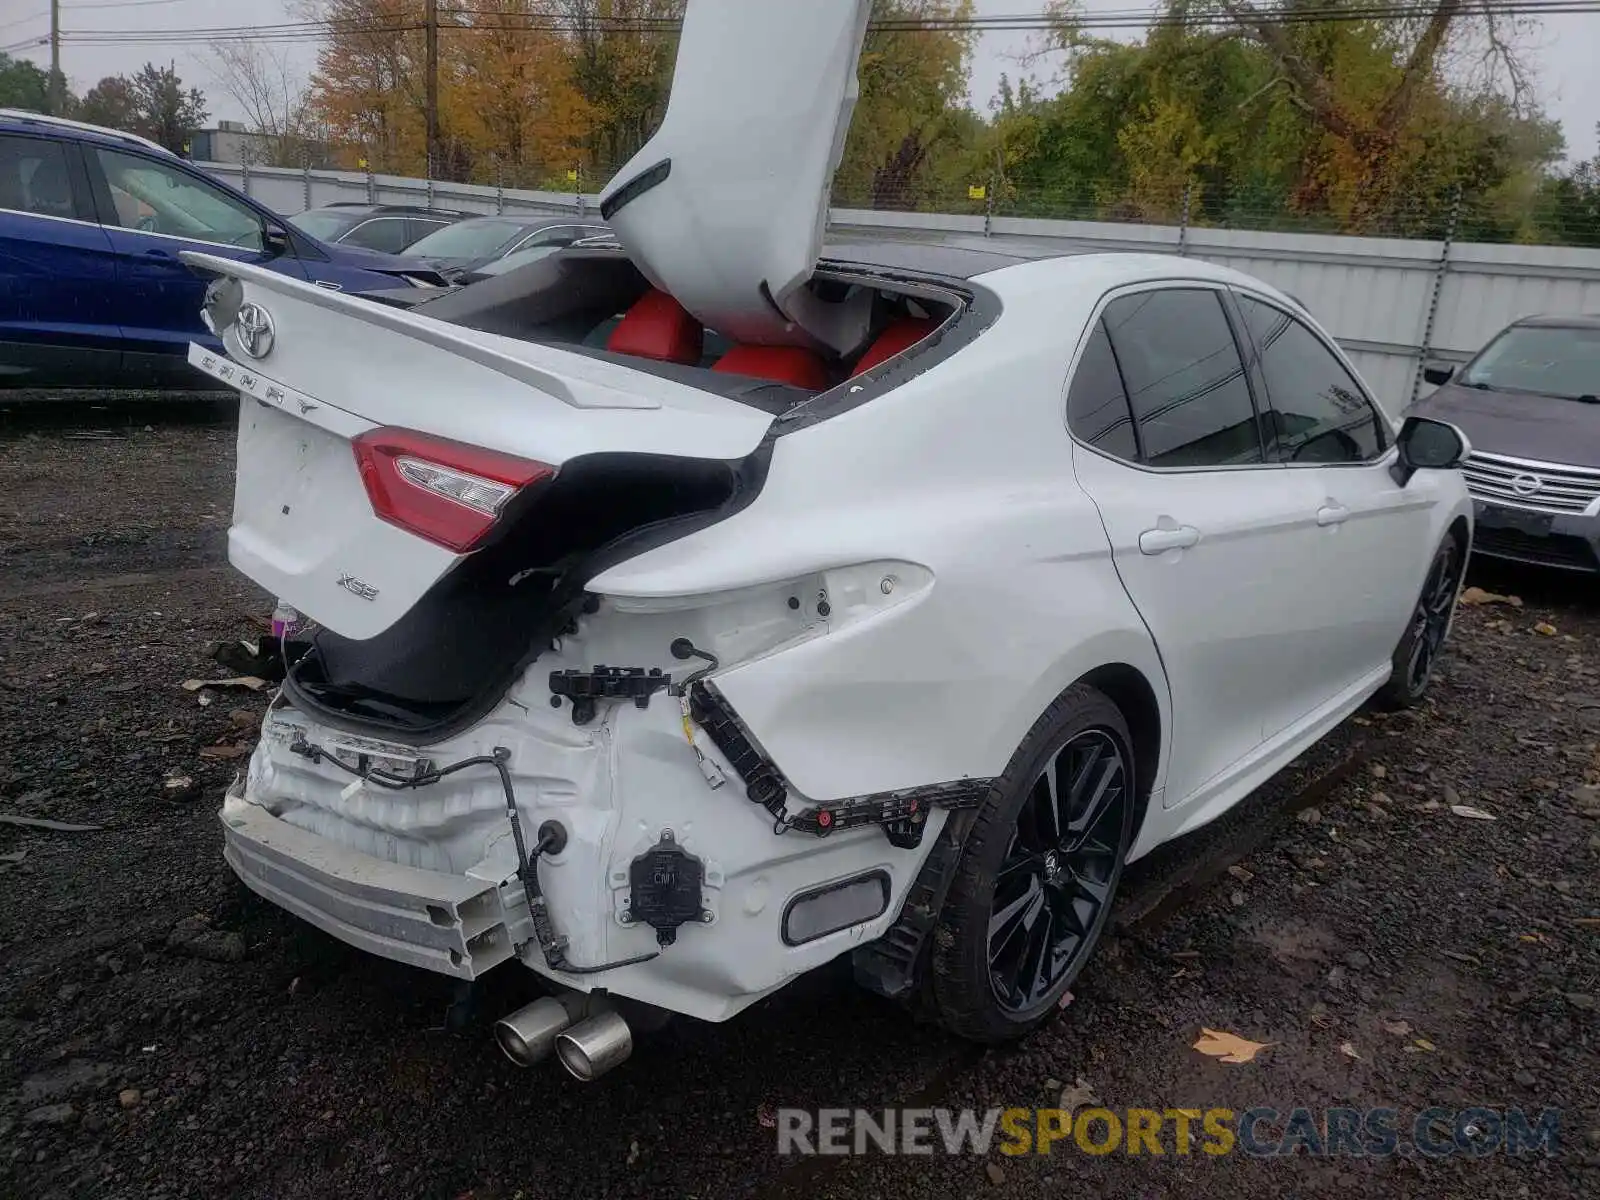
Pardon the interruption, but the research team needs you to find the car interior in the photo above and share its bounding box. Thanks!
[400,248,958,413]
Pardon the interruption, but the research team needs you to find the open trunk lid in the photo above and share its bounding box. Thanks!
[181,251,773,641]
[598,0,872,353]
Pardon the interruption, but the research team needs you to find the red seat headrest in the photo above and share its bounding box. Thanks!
[850,317,937,377]
[712,345,831,390]
[607,289,704,365]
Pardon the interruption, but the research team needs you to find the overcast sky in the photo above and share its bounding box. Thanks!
[6,0,1596,161]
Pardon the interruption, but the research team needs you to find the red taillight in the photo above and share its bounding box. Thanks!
[351,427,555,552]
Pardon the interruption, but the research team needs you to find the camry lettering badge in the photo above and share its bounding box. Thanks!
[336,574,379,601]
[1510,473,1543,497]
[235,302,276,360]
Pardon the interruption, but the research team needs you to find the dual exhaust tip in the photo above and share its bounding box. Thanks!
[493,994,632,1081]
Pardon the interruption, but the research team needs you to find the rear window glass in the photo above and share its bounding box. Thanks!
[1459,325,1600,401]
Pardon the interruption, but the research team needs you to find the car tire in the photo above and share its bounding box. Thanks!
[1372,531,1466,711]
[928,683,1136,1044]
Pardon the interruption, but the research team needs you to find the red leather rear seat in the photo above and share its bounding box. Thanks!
[712,345,831,390]
[606,289,704,364]
[850,317,937,377]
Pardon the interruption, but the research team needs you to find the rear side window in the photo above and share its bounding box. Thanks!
[1066,320,1138,461]
[1237,295,1385,464]
[0,135,80,221]
[343,217,410,253]
[1103,289,1262,468]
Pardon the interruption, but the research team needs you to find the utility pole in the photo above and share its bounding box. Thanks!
[49,0,63,116]
[424,0,439,180]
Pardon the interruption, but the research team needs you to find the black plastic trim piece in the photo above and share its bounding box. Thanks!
[851,810,974,1000]
[781,871,891,947]
[549,666,672,709]
[280,433,778,747]
[599,158,671,221]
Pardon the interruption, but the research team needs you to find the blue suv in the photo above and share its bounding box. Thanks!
[0,110,445,389]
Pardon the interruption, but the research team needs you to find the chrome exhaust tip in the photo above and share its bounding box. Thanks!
[494,995,584,1067]
[555,1011,633,1081]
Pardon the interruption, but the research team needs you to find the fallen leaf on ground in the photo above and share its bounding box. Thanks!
[1058,1078,1097,1116]
[1170,950,1201,960]
[0,814,102,832]
[181,677,266,692]
[1340,1041,1361,1060]
[1458,586,1522,607]
[1311,1011,1336,1030]
[1382,1018,1413,1036]
[199,744,253,760]
[1227,865,1255,883]
[1450,805,1497,820]
[1519,932,1548,945]
[1442,950,1482,966]
[1057,989,1076,1010]
[985,1162,1005,1186]
[1193,1028,1275,1064]
[1573,917,1600,929]
[1533,622,1558,636]
[1413,1038,1436,1052]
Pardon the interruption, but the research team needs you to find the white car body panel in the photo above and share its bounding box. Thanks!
[598,0,873,352]
[180,251,773,640]
[189,234,1473,1023]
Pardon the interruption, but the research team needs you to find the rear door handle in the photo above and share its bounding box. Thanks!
[1138,525,1200,554]
[1317,503,1350,527]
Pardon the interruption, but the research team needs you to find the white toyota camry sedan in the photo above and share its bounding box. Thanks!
[179,0,1473,1079]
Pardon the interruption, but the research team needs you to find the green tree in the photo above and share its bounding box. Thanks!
[835,0,979,211]
[76,65,207,154]
[79,76,140,133]
[0,53,52,112]
[129,64,208,154]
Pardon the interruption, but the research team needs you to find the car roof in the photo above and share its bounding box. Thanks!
[0,108,170,157]
[1511,313,1600,330]
[315,203,469,218]
[454,213,607,229]
[820,236,1054,280]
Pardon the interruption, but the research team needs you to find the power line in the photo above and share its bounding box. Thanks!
[52,1,1600,47]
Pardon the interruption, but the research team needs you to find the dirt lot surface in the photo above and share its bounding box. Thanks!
[2,416,1598,1200]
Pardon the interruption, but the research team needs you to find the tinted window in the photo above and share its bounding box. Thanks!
[1103,289,1262,468]
[408,218,450,245]
[1066,320,1138,461]
[287,210,352,240]
[343,217,411,252]
[1238,296,1384,463]
[1458,324,1600,402]
[93,148,263,249]
[0,136,79,220]
[407,218,530,257]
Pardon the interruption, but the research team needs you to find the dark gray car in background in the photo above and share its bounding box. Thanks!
[1411,314,1600,573]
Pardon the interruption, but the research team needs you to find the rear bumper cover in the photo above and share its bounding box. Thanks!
[220,786,524,979]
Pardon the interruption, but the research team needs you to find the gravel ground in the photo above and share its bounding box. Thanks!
[1,420,1597,1200]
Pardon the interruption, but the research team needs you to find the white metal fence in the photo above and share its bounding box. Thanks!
[201,160,1600,417]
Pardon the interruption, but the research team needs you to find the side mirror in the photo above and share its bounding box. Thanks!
[1422,364,1454,386]
[1391,416,1471,487]
[263,226,292,259]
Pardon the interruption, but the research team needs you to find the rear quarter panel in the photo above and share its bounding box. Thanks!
[589,271,1173,806]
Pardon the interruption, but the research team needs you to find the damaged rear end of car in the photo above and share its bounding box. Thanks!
[182,226,985,1076]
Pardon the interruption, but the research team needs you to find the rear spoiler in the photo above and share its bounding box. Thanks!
[180,250,656,411]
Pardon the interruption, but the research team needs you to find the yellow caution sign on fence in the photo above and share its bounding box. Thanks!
[968,184,987,201]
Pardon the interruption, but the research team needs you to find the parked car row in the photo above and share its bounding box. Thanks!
[0,108,609,388]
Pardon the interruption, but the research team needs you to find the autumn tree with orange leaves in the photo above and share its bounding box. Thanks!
[302,0,592,185]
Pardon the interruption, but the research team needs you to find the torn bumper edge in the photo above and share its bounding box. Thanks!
[219,787,524,980]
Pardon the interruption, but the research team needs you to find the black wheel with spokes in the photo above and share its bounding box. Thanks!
[930,684,1136,1043]
[1374,532,1465,710]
